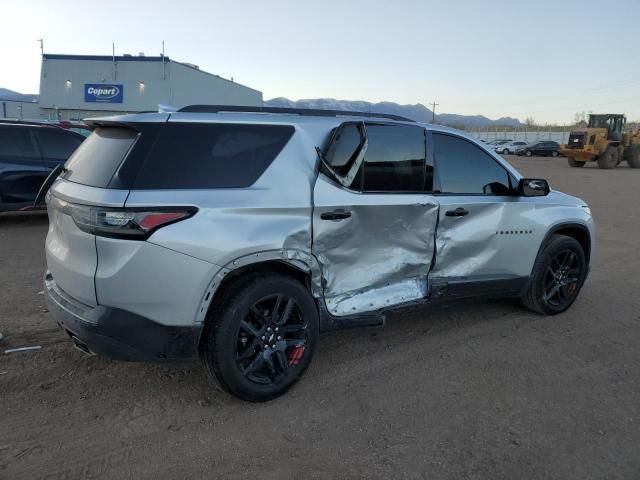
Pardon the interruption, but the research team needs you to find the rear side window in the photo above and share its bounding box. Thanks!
[0,126,37,158]
[64,127,138,188]
[133,123,295,189]
[360,124,427,192]
[34,128,84,160]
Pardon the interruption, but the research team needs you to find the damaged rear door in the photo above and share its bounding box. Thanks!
[313,122,439,316]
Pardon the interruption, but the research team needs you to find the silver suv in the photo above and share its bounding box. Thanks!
[43,106,594,401]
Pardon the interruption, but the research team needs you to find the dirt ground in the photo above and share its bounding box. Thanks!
[1,156,639,479]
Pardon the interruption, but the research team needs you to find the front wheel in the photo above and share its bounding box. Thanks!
[567,157,584,168]
[521,234,587,315]
[628,146,640,168]
[597,146,619,169]
[525,150,533,157]
[551,151,559,157]
[202,274,319,401]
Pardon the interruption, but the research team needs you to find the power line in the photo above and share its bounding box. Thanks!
[500,76,640,111]
[509,97,640,117]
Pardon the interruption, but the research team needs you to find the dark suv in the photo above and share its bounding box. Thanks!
[0,121,85,212]
[515,141,560,157]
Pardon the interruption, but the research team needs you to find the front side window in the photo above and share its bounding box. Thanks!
[432,133,511,195]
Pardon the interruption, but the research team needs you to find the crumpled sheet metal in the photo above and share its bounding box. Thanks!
[315,202,439,316]
[430,201,530,279]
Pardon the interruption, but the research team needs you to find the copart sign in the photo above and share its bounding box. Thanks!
[84,84,123,103]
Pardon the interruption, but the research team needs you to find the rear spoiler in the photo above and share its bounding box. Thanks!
[84,113,170,129]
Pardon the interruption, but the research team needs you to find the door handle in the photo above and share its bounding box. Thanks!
[320,209,352,221]
[445,207,469,217]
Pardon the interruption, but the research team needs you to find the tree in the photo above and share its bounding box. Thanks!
[524,117,536,127]
[573,111,592,125]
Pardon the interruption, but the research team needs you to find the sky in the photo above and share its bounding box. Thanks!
[2,0,640,124]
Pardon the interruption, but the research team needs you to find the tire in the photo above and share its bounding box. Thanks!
[521,234,587,315]
[504,149,511,155]
[525,150,532,157]
[551,151,558,157]
[202,273,319,402]
[567,157,585,168]
[597,146,619,169]
[628,146,640,168]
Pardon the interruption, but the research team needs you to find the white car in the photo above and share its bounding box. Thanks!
[496,141,527,154]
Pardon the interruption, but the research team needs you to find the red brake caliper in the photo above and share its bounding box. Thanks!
[288,345,305,366]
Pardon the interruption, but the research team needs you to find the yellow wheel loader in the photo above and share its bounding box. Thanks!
[560,114,640,169]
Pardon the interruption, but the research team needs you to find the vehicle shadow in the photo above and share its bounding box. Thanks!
[0,211,48,224]
[60,296,529,407]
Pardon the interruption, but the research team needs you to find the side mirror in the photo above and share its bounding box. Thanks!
[518,178,550,197]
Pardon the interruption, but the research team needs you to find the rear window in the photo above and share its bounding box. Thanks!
[34,128,84,160]
[0,126,38,158]
[64,127,138,188]
[133,123,295,189]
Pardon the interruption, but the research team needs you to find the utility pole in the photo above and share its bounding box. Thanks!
[430,101,439,123]
[37,39,43,55]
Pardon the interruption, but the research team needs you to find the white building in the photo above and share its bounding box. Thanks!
[34,53,262,120]
[0,99,41,120]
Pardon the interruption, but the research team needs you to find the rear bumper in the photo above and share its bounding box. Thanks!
[44,271,202,362]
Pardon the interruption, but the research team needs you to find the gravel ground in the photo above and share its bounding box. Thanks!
[1,156,639,479]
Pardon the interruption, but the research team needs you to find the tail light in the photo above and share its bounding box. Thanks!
[49,196,196,239]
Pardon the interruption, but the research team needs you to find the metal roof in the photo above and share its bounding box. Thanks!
[42,53,168,62]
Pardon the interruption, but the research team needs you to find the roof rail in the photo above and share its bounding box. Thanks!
[0,119,64,128]
[177,105,415,122]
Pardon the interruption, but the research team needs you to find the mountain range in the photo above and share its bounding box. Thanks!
[0,87,524,127]
[265,97,524,128]
[0,88,38,102]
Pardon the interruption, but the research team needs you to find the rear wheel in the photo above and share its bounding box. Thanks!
[628,146,640,168]
[522,235,587,315]
[202,274,319,402]
[551,151,559,157]
[567,157,585,168]
[597,146,619,169]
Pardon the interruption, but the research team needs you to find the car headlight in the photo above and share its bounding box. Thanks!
[582,205,592,216]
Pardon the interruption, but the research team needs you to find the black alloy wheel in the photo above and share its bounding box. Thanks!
[203,274,319,402]
[235,293,309,385]
[522,234,587,315]
[541,249,581,309]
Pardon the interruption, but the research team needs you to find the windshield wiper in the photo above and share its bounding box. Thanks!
[33,164,66,208]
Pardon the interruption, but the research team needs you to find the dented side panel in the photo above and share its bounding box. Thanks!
[312,175,439,316]
[431,193,592,281]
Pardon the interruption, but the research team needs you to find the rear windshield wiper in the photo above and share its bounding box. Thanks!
[33,165,66,208]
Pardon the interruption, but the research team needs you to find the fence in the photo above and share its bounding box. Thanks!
[467,127,570,144]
